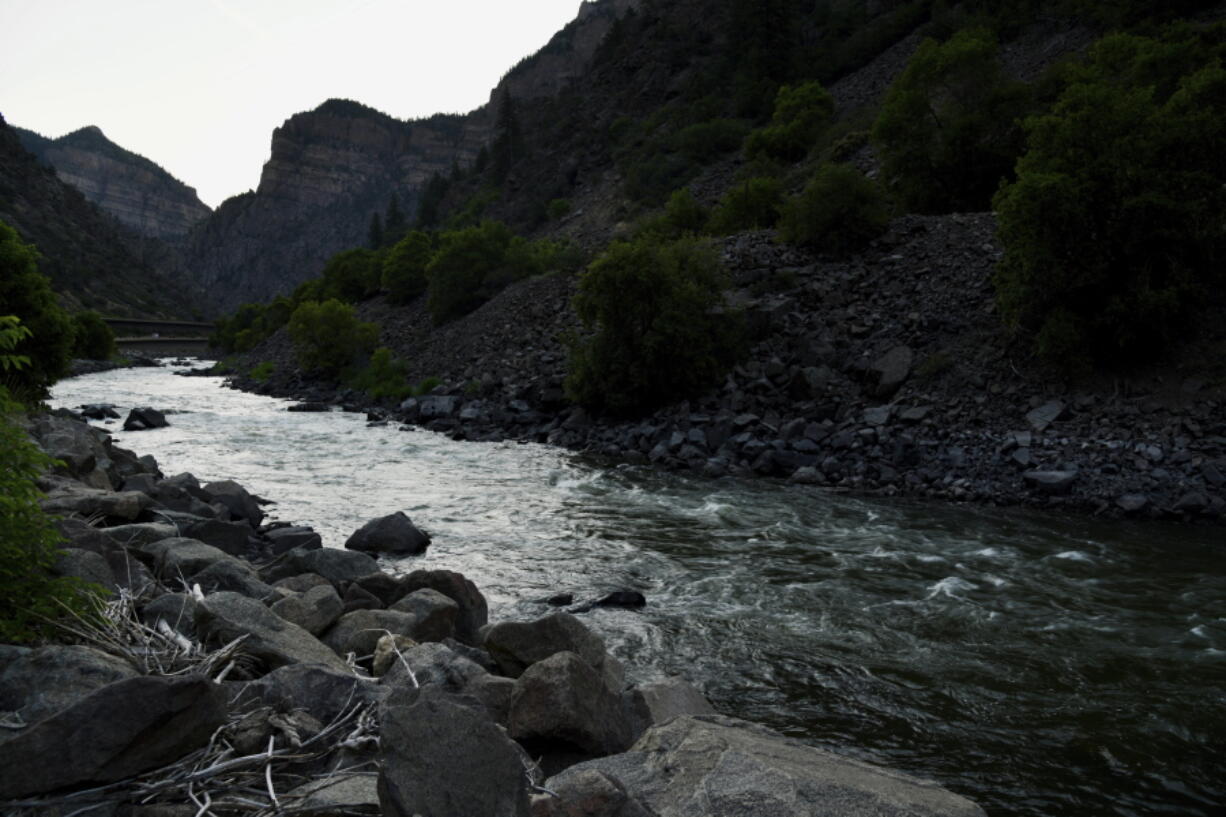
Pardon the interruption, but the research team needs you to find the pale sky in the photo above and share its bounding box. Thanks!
[0,0,586,208]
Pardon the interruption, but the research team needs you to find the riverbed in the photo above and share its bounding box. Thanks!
[51,362,1226,817]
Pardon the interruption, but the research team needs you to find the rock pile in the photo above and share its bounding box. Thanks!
[1,411,987,816]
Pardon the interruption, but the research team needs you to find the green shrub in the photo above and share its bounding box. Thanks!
[664,189,709,235]
[348,347,412,400]
[70,311,116,361]
[248,361,275,382]
[744,81,835,162]
[778,163,889,255]
[566,236,742,416]
[707,177,784,233]
[872,28,1031,213]
[0,220,73,401]
[426,221,557,324]
[546,198,572,221]
[675,119,751,163]
[211,297,293,355]
[287,299,380,377]
[993,32,1226,368]
[316,248,383,304]
[0,336,99,642]
[382,231,434,305]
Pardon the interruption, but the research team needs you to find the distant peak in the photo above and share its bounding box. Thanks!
[313,98,390,120]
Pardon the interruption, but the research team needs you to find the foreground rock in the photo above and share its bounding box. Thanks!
[0,675,225,799]
[345,511,431,555]
[195,591,351,672]
[546,715,986,817]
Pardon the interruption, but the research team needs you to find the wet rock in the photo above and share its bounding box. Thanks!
[379,688,532,817]
[484,612,610,680]
[196,591,351,672]
[571,590,647,614]
[271,584,344,636]
[123,407,169,431]
[79,404,120,420]
[287,402,330,412]
[0,675,225,799]
[390,588,459,642]
[509,651,632,757]
[551,715,987,817]
[203,479,265,528]
[265,525,323,554]
[344,511,431,555]
[263,546,381,586]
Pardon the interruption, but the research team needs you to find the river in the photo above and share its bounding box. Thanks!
[51,362,1226,817]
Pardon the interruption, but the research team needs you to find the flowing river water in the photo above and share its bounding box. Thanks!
[51,363,1225,817]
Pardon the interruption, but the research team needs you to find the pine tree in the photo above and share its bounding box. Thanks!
[384,195,406,245]
[491,89,525,181]
[368,212,384,249]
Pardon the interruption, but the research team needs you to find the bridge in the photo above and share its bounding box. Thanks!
[103,317,216,358]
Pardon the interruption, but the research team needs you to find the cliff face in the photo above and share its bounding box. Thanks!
[187,0,638,315]
[187,101,488,313]
[15,125,211,242]
[0,116,200,318]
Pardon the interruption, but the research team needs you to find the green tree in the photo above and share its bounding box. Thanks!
[744,81,835,162]
[872,28,1030,213]
[993,33,1226,367]
[491,89,525,181]
[70,311,116,360]
[0,220,74,401]
[707,177,784,233]
[664,188,709,235]
[426,221,517,324]
[415,173,450,229]
[382,230,434,305]
[317,248,383,304]
[384,194,407,246]
[287,299,380,377]
[368,212,384,250]
[348,347,412,401]
[778,163,890,255]
[566,236,742,415]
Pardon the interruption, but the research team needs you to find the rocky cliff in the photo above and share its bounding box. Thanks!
[0,115,200,318]
[16,125,211,242]
[187,0,639,315]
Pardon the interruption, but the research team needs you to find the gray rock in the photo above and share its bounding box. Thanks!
[159,512,252,556]
[105,549,158,594]
[417,395,460,419]
[323,609,424,659]
[382,641,486,692]
[192,559,276,600]
[389,588,458,642]
[202,479,264,528]
[141,593,199,637]
[1116,494,1149,513]
[401,569,488,644]
[40,485,150,521]
[0,675,225,799]
[372,634,420,678]
[869,346,912,398]
[531,769,652,817]
[32,415,109,479]
[343,582,384,612]
[247,662,379,723]
[196,592,350,672]
[484,612,612,680]
[551,715,987,817]
[273,572,334,594]
[863,406,892,426]
[622,677,715,744]
[285,774,380,813]
[263,547,381,586]
[378,688,532,817]
[53,547,118,594]
[1025,400,1066,433]
[92,521,177,550]
[123,407,169,431]
[1022,470,1078,496]
[271,584,344,635]
[509,651,632,757]
[54,517,118,555]
[344,511,431,555]
[265,525,323,554]
[143,537,246,583]
[0,645,139,726]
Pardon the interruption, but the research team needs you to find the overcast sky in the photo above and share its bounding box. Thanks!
[0,0,584,208]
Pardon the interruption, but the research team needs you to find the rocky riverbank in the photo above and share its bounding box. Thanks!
[1,410,987,816]
[227,215,1226,525]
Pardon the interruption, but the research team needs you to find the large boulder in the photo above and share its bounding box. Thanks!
[123,407,169,431]
[379,688,532,817]
[192,559,277,601]
[868,346,913,399]
[92,521,177,550]
[266,525,323,554]
[382,642,514,726]
[344,511,431,555]
[31,415,110,482]
[0,645,139,726]
[323,609,425,659]
[141,537,248,583]
[271,583,344,636]
[508,651,632,757]
[53,547,118,595]
[202,479,264,528]
[246,663,382,724]
[531,768,652,817]
[158,511,252,556]
[195,591,351,673]
[389,588,458,642]
[550,715,987,817]
[622,677,715,744]
[40,484,151,522]
[262,547,380,586]
[0,675,225,799]
[483,612,614,683]
[401,569,488,644]
[141,593,199,638]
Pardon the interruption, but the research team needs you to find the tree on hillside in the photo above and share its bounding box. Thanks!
[0,220,73,401]
[872,28,1030,213]
[287,299,379,377]
[368,212,384,250]
[382,230,434,305]
[384,194,407,246]
[491,89,525,181]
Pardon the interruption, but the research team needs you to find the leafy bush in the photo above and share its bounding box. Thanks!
[288,299,380,377]
[664,189,709,235]
[314,248,383,304]
[382,231,434,305]
[993,32,1226,368]
[778,163,889,255]
[1,327,99,642]
[744,81,835,162]
[248,361,275,382]
[211,297,293,355]
[348,347,412,400]
[546,198,572,221]
[70,311,116,360]
[566,236,742,415]
[872,28,1031,213]
[676,119,751,163]
[707,177,784,233]
[426,221,558,324]
[0,220,74,401]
